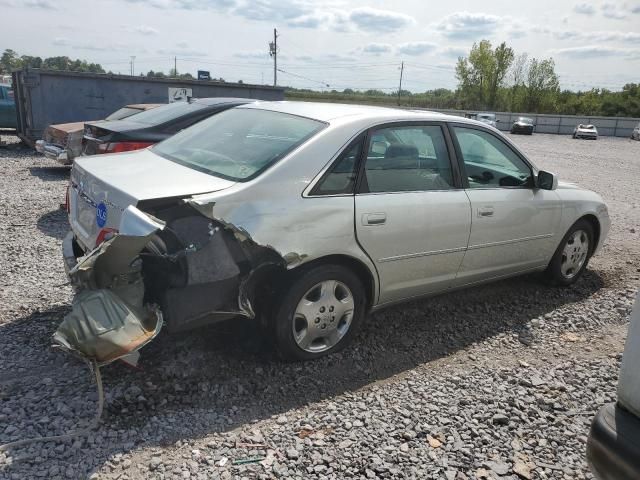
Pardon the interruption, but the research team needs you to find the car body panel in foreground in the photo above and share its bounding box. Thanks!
[587,292,640,479]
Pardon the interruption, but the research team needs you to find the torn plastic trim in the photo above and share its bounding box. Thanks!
[54,206,165,366]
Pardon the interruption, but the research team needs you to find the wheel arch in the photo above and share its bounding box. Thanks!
[288,254,377,309]
[580,214,601,254]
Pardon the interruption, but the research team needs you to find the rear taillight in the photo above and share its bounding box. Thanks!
[98,142,154,154]
[96,228,118,247]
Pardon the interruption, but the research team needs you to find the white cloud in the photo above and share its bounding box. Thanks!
[396,42,437,56]
[573,3,595,15]
[553,45,640,59]
[362,43,393,55]
[0,0,56,8]
[121,24,159,35]
[52,37,69,46]
[439,46,469,58]
[433,11,503,39]
[601,3,627,19]
[348,7,414,33]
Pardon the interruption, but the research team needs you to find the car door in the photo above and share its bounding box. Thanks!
[354,122,472,305]
[450,124,562,285]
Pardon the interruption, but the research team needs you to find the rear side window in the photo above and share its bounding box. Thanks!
[361,125,454,193]
[310,137,363,195]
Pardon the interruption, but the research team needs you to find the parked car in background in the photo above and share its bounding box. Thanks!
[574,124,598,140]
[476,112,498,128]
[631,123,640,141]
[81,97,253,156]
[57,102,610,366]
[0,83,16,129]
[511,117,535,135]
[36,104,161,165]
[587,292,640,480]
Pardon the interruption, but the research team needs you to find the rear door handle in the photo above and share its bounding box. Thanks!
[477,206,494,217]
[362,212,387,225]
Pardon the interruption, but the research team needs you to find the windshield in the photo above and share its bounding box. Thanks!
[478,114,495,120]
[153,108,326,181]
[105,107,143,121]
[127,101,205,125]
[518,117,533,124]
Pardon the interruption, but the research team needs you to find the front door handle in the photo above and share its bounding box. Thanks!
[362,212,387,225]
[477,206,494,217]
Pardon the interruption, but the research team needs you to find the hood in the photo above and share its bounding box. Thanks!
[70,149,235,250]
[557,180,581,190]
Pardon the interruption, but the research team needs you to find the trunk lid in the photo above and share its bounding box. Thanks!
[69,148,235,250]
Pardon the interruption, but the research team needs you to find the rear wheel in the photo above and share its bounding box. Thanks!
[271,264,366,361]
[544,219,594,286]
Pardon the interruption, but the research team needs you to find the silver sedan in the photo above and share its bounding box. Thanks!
[58,101,610,364]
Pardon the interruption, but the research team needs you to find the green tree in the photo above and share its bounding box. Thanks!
[524,58,559,112]
[455,40,514,109]
[0,49,21,73]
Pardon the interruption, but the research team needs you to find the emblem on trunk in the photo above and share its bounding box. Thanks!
[96,202,108,228]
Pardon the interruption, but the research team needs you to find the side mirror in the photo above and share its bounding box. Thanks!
[537,170,558,190]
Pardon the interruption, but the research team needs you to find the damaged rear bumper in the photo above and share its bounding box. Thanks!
[55,207,165,366]
[57,204,285,366]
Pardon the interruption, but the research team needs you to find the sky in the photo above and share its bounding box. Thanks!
[1,0,639,92]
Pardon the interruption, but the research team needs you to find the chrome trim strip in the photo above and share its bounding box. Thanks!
[467,233,553,250]
[379,246,467,263]
[378,233,553,263]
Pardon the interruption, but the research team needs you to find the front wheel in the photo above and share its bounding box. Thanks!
[271,264,366,361]
[544,219,594,286]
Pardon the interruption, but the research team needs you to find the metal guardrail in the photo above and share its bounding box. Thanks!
[419,108,640,137]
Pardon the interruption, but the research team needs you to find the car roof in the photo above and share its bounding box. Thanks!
[239,101,456,123]
[193,97,255,106]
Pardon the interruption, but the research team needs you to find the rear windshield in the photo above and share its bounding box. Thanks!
[126,101,205,126]
[518,117,533,124]
[152,108,326,181]
[105,107,143,121]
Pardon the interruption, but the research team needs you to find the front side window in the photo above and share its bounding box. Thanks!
[153,108,326,181]
[361,125,453,193]
[452,126,532,188]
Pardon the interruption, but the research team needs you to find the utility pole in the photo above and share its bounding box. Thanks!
[174,56,177,76]
[130,56,136,76]
[397,61,404,106]
[269,28,278,86]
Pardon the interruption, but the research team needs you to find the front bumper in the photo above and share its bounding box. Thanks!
[587,403,640,480]
[575,132,598,139]
[35,140,71,165]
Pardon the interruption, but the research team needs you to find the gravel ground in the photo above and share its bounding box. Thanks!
[0,132,639,480]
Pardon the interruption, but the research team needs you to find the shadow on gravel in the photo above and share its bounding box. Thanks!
[0,269,605,475]
[36,208,69,240]
[28,166,70,181]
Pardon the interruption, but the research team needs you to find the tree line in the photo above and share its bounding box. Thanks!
[3,46,639,118]
[0,49,105,75]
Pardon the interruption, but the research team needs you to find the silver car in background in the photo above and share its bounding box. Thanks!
[58,102,610,364]
[574,124,599,140]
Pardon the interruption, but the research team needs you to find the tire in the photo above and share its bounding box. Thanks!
[270,264,366,361]
[544,219,594,286]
